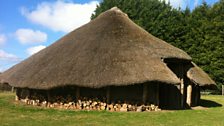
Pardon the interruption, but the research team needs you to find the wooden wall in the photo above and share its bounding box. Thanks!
[164,60,193,109]
[80,87,106,101]
[159,84,181,109]
[15,82,191,109]
[110,84,143,104]
[191,85,200,106]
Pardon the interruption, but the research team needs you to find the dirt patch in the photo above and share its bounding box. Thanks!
[191,106,208,110]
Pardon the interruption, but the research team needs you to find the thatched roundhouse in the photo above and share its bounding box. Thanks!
[0,73,12,91]
[0,7,216,109]
[0,82,12,92]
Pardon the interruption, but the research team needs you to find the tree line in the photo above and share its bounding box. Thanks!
[91,0,224,93]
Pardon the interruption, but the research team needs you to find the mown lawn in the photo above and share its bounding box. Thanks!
[0,92,223,126]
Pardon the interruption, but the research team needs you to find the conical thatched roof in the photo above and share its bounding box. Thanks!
[187,62,216,89]
[0,7,193,90]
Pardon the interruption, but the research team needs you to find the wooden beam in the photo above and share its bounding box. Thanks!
[47,90,50,102]
[179,63,185,108]
[11,86,15,92]
[46,90,51,107]
[186,84,192,107]
[142,84,148,104]
[25,88,30,99]
[76,87,80,101]
[15,88,19,101]
[106,87,110,104]
[156,84,160,106]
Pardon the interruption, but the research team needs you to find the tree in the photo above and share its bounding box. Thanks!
[91,0,224,93]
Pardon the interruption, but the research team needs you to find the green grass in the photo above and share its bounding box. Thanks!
[0,92,224,126]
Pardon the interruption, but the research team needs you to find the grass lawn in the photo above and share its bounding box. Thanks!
[0,92,223,126]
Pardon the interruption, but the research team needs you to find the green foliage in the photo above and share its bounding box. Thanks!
[92,0,224,93]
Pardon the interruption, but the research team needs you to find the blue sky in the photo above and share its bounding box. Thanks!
[0,0,219,72]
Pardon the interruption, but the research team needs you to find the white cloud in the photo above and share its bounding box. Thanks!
[0,50,19,61]
[15,28,47,44]
[26,45,46,55]
[0,50,21,72]
[21,0,99,33]
[0,34,6,45]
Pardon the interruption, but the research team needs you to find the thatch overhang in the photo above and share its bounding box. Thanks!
[187,62,217,89]
[0,7,195,90]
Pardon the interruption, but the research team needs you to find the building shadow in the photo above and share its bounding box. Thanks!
[199,99,222,108]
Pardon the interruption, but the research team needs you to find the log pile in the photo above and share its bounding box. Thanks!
[18,97,161,112]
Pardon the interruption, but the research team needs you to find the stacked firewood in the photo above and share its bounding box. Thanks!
[18,97,161,112]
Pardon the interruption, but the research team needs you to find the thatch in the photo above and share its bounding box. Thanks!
[0,82,12,91]
[0,73,11,91]
[187,62,216,89]
[0,7,193,90]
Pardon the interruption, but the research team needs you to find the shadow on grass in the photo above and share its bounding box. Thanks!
[199,99,222,108]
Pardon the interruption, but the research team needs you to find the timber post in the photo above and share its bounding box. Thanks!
[156,84,160,106]
[11,86,15,92]
[186,84,192,107]
[179,63,185,108]
[25,88,30,100]
[106,87,110,104]
[15,88,19,101]
[15,95,19,101]
[76,87,80,101]
[47,90,50,102]
[222,85,224,96]
[142,84,148,104]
